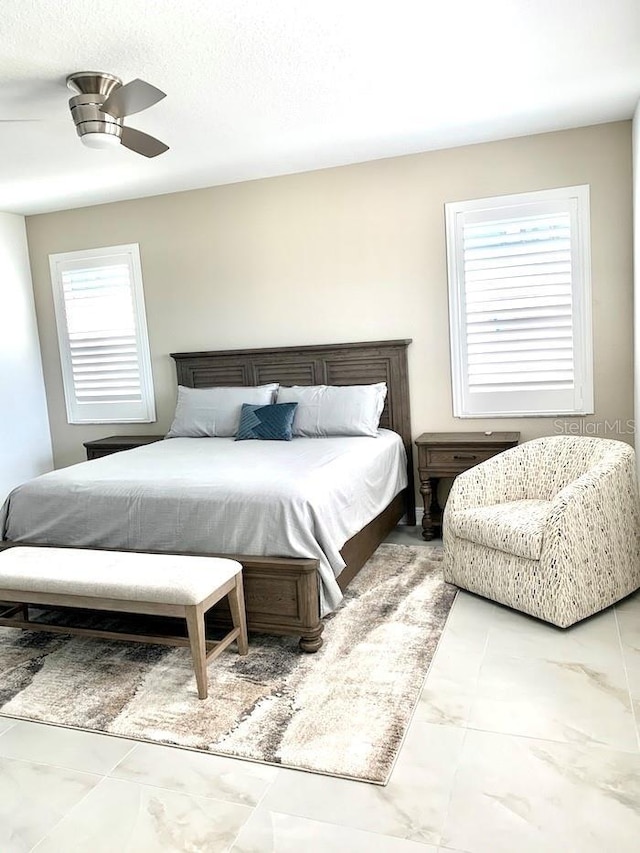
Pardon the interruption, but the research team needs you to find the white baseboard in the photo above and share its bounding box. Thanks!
[399,507,424,526]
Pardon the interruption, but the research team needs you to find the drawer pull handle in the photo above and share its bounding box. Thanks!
[453,453,477,460]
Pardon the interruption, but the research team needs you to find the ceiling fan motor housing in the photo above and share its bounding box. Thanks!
[65,70,169,157]
[68,94,124,141]
[67,72,123,142]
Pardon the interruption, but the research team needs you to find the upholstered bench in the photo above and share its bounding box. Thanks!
[0,547,249,699]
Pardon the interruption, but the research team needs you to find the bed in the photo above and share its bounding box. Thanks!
[1,339,414,651]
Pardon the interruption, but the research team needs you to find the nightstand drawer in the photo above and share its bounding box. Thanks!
[424,447,500,469]
[86,448,118,460]
[84,435,164,460]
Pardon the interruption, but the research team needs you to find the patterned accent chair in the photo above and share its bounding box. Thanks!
[443,436,640,627]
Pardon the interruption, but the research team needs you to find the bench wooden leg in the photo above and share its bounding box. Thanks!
[228,573,249,655]
[185,603,208,700]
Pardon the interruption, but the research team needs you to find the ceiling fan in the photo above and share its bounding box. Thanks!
[66,71,169,158]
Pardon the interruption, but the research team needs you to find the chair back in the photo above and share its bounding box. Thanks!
[524,435,634,500]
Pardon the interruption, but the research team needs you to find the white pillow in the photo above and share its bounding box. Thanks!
[276,383,387,437]
[166,384,278,438]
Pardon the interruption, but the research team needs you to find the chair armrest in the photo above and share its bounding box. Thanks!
[548,447,637,515]
[541,451,640,573]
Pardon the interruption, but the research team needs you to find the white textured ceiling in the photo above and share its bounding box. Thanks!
[2,0,639,215]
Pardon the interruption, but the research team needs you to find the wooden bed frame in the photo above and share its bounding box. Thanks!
[170,339,414,651]
[2,340,414,652]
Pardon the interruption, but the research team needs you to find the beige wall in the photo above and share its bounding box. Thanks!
[26,121,634,471]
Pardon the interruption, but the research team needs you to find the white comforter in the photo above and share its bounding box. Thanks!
[1,431,407,614]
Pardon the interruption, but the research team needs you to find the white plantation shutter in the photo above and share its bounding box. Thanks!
[446,186,593,417]
[50,244,156,424]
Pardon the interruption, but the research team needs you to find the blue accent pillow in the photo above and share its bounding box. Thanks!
[235,402,298,441]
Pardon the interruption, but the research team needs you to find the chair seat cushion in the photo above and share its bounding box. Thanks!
[448,499,551,560]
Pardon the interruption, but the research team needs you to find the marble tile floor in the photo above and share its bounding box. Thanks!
[1,525,639,852]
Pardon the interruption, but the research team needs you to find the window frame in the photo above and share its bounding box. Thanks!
[49,243,157,425]
[445,185,594,418]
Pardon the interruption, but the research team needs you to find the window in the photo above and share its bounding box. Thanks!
[445,185,593,418]
[49,243,156,424]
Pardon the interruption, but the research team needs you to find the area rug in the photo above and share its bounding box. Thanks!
[0,543,455,784]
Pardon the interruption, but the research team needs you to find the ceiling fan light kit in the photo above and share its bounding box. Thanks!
[66,71,169,158]
[81,131,121,150]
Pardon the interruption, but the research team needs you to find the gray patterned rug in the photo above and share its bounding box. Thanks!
[0,543,455,784]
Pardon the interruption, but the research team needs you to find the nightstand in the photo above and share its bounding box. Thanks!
[415,431,520,540]
[84,435,164,460]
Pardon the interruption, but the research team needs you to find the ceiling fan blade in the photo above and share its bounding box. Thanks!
[101,79,166,119]
[120,126,169,158]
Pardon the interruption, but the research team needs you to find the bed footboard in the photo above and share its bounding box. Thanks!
[209,555,324,652]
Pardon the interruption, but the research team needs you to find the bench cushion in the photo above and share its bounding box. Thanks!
[0,548,242,606]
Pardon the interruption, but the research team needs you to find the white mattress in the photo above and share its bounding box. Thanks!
[1,430,408,614]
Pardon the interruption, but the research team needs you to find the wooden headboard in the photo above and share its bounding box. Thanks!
[170,339,415,524]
